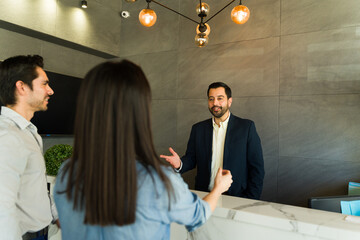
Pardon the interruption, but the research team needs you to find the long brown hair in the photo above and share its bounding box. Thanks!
[62,60,173,226]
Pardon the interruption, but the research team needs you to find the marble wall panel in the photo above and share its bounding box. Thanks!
[178,37,280,99]
[178,0,280,49]
[176,99,209,155]
[277,156,360,207]
[261,155,278,203]
[42,42,105,78]
[280,27,360,95]
[0,29,42,59]
[57,0,121,55]
[135,51,178,100]
[230,97,279,157]
[151,100,177,156]
[119,0,180,56]
[0,0,57,35]
[281,0,360,36]
[119,55,140,65]
[279,95,360,162]
[95,0,121,12]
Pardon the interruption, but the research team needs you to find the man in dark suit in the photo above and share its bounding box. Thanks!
[160,82,264,199]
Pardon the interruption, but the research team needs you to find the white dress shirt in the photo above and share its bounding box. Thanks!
[0,107,53,240]
[208,113,230,191]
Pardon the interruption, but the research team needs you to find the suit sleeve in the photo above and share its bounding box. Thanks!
[180,125,198,174]
[243,122,265,199]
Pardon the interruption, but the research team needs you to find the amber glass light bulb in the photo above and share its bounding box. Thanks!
[196,23,211,36]
[139,9,157,27]
[195,33,208,47]
[231,5,250,24]
[196,3,210,17]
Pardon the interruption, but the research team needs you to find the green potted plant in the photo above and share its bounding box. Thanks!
[44,144,73,177]
[44,144,73,237]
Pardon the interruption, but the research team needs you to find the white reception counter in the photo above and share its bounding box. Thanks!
[170,190,360,240]
[49,188,360,239]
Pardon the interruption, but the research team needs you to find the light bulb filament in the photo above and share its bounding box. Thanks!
[234,11,248,21]
[144,14,154,24]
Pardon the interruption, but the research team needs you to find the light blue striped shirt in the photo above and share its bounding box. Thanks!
[54,161,211,240]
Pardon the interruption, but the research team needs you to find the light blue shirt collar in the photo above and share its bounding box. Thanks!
[1,106,36,131]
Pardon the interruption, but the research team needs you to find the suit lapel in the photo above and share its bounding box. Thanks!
[205,119,213,174]
[223,114,234,169]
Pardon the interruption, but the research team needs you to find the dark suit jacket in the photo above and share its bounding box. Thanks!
[180,114,264,199]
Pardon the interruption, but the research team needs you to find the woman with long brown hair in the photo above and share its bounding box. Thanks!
[54,60,232,239]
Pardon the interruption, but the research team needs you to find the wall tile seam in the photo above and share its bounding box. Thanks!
[279,24,360,38]
[119,49,179,58]
[263,155,280,158]
[277,155,360,163]
[178,35,282,51]
[278,93,360,97]
[277,13,281,198]
[175,96,280,100]
[118,33,281,54]
[152,98,178,101]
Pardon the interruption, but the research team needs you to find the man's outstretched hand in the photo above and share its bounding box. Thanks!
[160,147,181,169]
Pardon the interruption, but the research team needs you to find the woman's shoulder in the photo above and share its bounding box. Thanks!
[54,162,70,193]
[136,162,184,186]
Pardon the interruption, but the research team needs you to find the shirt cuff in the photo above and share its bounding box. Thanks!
[174,160,183,173]
[185,197,212,232]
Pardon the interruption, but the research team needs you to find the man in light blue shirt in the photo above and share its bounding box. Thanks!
[0,55,56,240]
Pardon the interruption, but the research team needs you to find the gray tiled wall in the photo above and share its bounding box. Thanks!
[119,0,360,207]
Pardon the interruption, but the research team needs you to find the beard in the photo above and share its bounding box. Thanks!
[209,105,229,118]
[28,97,49,112]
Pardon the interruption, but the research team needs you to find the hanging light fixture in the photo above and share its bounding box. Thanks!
[131,0,250,47]
[81,0,88,8]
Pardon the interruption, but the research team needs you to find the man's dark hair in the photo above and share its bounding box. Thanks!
[0,55,44,105]
[207,82,232,99]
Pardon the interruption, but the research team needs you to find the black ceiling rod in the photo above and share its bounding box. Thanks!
[205,0,236,24]
[150,0,200,24]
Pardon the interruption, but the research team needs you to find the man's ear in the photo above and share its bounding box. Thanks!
[228,97,233,107]
[15,80,28,96]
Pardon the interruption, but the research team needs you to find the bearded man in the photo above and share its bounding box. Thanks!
[161,82,264,199]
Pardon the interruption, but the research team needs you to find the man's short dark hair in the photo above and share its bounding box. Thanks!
[207,82,232,99]
[0,55,44,106]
